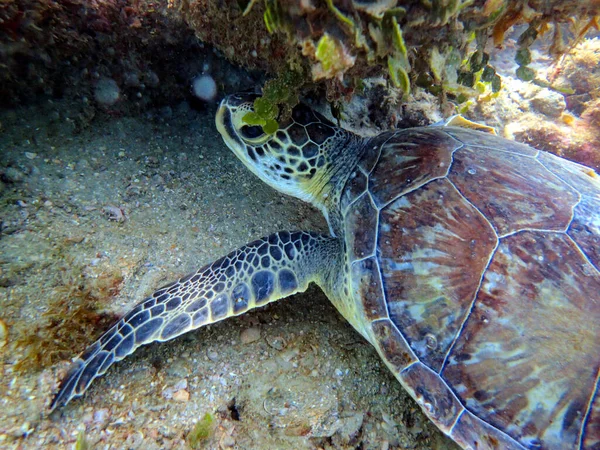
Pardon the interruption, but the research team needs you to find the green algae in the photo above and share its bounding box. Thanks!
[242,67,305,134]
[187,413,216,449]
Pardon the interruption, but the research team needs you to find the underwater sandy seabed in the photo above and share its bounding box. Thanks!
[0,101,458,449]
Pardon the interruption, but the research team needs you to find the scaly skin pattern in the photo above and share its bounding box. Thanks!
[52,93,600,450]
[50,231,339,410]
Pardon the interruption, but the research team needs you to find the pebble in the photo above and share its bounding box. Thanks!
[240,327,261,344]
[266,335,287,350]
[221,435,236,447]
[2,167,25,183]
[172,389,190,402]
[93,408,110,426]
[165,359,190,378]
[173,379,188,390]
[335,413,364,445]
[75,159,90,171]
[159,425,176,439]
[145,156,160,168]
[0,319,7,348]
[280,347,299,362]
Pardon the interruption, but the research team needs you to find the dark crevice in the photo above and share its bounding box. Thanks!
[228,397,241,421]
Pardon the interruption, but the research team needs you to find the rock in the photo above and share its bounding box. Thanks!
[165,359,190,378]
[221,435,235,447]
[530,91,566,118]
[124,72,141,87]
[240,327,261,344]
[145,156,160,168]
[266,335,287,350]
[145,71,160,88]
[2,167,25,183]
[94,78,120,106]
[159,106,173,119]
[333,413,365,446]
[158,425,176,439]
[75,159,90,171]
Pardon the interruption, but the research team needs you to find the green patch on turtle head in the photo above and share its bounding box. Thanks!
[216,92,351,208]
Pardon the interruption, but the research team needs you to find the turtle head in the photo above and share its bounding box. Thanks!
[216,93,356,211]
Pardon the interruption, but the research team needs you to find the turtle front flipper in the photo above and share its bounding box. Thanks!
[50,231,339,411]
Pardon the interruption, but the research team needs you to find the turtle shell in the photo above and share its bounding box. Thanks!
[341,127,600,450]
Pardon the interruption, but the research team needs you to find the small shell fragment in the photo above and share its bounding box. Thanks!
[0,319,7,348]
[173,389,190,402]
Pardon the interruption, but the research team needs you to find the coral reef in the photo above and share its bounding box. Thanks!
[170,0,599,130]
[472,36,600,170]
[2,0,599,131]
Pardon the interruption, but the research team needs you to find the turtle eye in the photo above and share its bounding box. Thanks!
[240,125,264,139]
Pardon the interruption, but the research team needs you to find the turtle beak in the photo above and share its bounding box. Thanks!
[216,97,245,154]
[216,101,235,141]
[216,91,262,148]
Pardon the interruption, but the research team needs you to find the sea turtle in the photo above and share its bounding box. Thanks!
[51,92,600,450]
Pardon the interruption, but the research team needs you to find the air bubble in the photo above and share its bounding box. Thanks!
[467,167,477,175]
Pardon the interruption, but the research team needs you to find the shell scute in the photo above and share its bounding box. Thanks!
[441,231,600,449]
[351,257,388,322]
[449,146,579,236]
[537,151,600,271]
[400,362,463,432]
[340,168,368,213]
[368,129,460,207]
[358,134,386,174]
[568,195,600,270]
[450,410,525,450]
[537,150,600,197]
[378,178,497,371]
[345,193,378,261]
[371,319,417,370]
[583,390,600,450]
[443,127,537,157]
